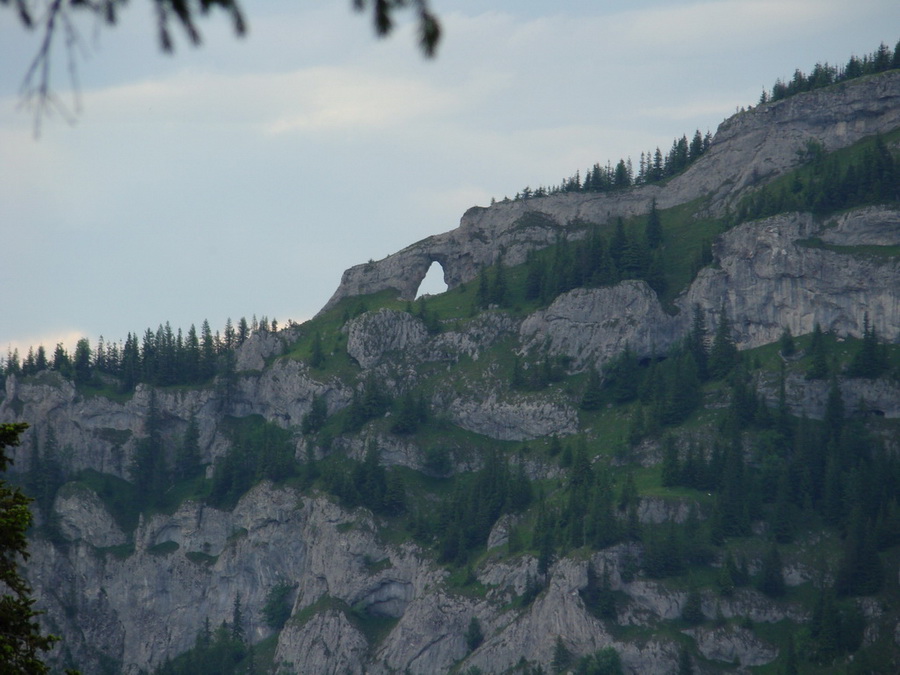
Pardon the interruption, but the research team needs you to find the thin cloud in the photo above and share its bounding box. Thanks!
[264,68,459,135]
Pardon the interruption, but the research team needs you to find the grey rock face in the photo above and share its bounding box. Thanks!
[756,369,900,420]
[685,625,778,667]
[231,358,351,428]
[54,483,127,548]
[30,482,309,673]
[520,281,681,370]
[1,372,217,479]
[274,610,369,675]
[666,72,900,214]
[234,329,285,372]
[445,390,578,441]
[345,309,430,369]
[682,210,900,349]
[822,206,900,247]
[0,363,348,480]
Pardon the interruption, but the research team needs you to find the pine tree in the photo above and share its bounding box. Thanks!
[716,552,737,597]
[687,305,709,381]
[223,318,236,351]
[661,435,680,487]
[645,199,662,249]
[236,316,250,346]
[677,644,694,675]
[301,394,328,435]
[309,330,325,368]
[73,337,92,386]
[708,306,738,379]
[778,327,795,356]
[490,264,509,307]
[131,392,169,508]
[551,636,572,674]
[476,268,490,308]
[0,423,59,673]
[231,595,244,644]
[835,511,883,596]
[757,543,786,598]
[582,561,617,621]
[823,375,844,443]
[200,319,216,380]
[183,325,200,383]
[465,616,484,652]
[847,313,888,378]
[782,630,798,675]
[174,415,202,482]
[580,368,604,411]
[681,588,704,624]
[772,470,795,544]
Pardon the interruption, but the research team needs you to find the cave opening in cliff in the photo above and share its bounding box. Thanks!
[416,260,448,298]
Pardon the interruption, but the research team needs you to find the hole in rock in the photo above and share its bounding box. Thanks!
[415,261,448,299]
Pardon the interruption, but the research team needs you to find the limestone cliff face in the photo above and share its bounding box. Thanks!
[520,281,682,369]
[321,72,900,312]
[1,332,354,477]
[30,481,806,674]
[516,206,900,370]
[683,207,900,349]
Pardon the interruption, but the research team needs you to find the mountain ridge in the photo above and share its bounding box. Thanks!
[1,68,899,675]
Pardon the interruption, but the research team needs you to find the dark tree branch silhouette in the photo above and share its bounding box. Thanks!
[4,0,441,133]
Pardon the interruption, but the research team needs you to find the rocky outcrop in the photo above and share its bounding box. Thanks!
[520,281,681,370]
[1,372,216,478]
[822,205,900,246]
[54,482,127,547]
[1,358,352,478]
[275,608,369,675]
[666,72,900,213]
[444,390,578,441]
[757,369,900,420]
[345,309,430,370]
[682,209,900,349]
[684,625,778,667]
[32,474,819,675]
[31,483,309,673]
[234,328,287,372]
[321,72,900,312]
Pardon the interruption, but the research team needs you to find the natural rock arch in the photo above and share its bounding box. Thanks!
[415,260,449,298]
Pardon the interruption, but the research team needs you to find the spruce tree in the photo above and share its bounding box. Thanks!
[681,588,704,624]
[677,645,694,675]
[231,595,244,644]
[645,198,662,249]
[551,636,572,674]
[580,368,604,411]
[687,305,709,381]
[465,616,484,652]
[757,543,786,598]
[174,415,203,482]
[309,330,325,368]
[73,337,92,386]
[301,394,328,435]
[661,435,680,487]
[708,306,738,380]
[847,313,888,378]
[0,423,59,673]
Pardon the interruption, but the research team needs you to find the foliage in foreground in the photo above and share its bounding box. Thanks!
[0,423,59,674]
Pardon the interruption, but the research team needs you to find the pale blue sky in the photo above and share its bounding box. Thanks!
[1,1,898,355]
